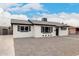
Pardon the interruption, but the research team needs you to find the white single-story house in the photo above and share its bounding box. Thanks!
[11,18,69,38]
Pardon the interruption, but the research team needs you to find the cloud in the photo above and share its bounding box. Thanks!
[0,8,11,27]
[0,3,24,9]
[22,3,43,11]
[0,8,28,27]
[0,3,17,9]
[32,12,79,27]
[32,13,63,22]
[0,3,49,17]
[65,19,79,27]
[6,3,44,13]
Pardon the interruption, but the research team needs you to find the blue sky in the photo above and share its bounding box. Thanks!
[44,3,79,13]
[1,3,79,17]
[0,3,79,16]
[8,3,79,13]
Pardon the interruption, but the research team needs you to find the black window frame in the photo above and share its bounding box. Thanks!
[25,26,29,32]
[17,25,31,32]
[41,26,53,33]
[20,26,25,32]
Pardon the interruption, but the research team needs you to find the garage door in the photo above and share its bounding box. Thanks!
[2,29,8,35]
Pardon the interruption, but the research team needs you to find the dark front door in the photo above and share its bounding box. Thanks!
[56,28,59,36]
[2,29,8,35]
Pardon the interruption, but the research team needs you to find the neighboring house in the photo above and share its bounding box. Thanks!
[11,18,69,38]
[0,26,13,35]
[69,26,79,35]
[0,14,13,35]
[76,27,79,34]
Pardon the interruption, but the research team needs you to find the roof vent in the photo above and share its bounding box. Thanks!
[42,18,47,22]
[28,19,33,24]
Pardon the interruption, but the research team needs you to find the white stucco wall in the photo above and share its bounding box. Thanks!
[13,25,34,38]
[59,27,68,36]
[13,24,69,38]
[13,25,56,38]
[33,25,56,37]
[33,25,41,37]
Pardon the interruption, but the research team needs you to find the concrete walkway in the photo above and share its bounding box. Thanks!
[0,35,15,56]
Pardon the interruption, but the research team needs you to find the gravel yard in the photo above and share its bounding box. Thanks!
[0,35,79,56]
[14,35,79,56]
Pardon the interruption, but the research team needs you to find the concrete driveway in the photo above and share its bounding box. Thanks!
[0,35,15,56]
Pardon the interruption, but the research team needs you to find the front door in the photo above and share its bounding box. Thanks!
[56,27,59,36]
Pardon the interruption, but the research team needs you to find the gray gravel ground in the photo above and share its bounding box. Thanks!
[14,35,79,56]
[0,35,15,56]
[0,35,79,56]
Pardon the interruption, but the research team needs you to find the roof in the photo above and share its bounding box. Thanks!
[11,19,31,25]
[30,20,68,26]
[0,26,10,30]
[69,26,79,28]
[11,19,68,27]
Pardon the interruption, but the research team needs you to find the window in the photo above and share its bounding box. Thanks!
[41,26,53,33]
[25,27,28,31]
[61,27,67,30]
[21,26,24,31]
[17,25,31,32]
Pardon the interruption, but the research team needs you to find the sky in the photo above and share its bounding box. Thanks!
[4,3,79,15]
[2,3,79,16]
[0,3,79,27]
